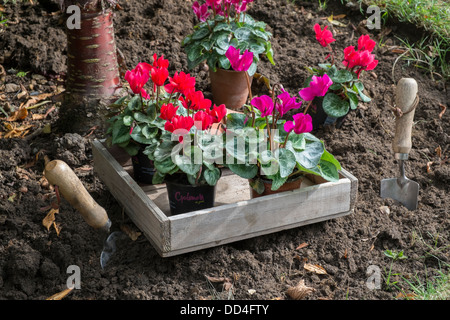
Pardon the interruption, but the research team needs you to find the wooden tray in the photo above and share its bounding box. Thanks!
[92,140,358,257]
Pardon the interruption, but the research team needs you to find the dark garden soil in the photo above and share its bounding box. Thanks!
[0,0,448,301]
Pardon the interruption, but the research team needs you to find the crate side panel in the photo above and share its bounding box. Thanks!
[169,178,351,252]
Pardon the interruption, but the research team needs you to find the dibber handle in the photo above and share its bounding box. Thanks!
[392,78,419,156]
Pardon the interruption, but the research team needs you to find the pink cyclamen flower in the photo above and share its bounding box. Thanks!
[314,24,335,47]
[276,89,303,118]
[299,74,333,102]
[225,46,254,72]
[192,1,210,22]
[284,113,313,135]
[251,95,274,118]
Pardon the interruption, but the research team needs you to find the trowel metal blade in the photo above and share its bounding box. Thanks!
[380,178,419,211]
[100,231,126,269]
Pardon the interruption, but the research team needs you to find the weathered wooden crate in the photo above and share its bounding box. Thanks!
[92,140,358,257]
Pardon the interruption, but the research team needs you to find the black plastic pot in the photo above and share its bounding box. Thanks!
[165,176,217,215]
[131,147,156,184]
[307,97,348,131]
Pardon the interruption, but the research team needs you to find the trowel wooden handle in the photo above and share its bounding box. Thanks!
[393,78,419,155]
[44,160,110,230]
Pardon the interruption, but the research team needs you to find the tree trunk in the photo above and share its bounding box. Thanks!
[57,0,123,133]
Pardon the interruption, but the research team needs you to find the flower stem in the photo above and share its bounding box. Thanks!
[266,117,273,151]
[245,71,255,127]
[303,100,313,115]
[281,131,290,149]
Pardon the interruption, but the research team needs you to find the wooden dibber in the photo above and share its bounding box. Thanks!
[392,78,419,157]
[44,159,111,231]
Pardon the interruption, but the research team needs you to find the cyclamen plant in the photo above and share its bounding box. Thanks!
[305,24,378,122]
[107,55,226,187]
[223,47,341,193]
[183,0,274,76]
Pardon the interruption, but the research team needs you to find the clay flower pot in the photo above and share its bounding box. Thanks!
[249,176,303,199]
[209,68,253,111]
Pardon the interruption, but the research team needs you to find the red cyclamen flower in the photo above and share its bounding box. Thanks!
[164,115,194,142]
[208,104,227,123]
[151,67,169,87]
[357,35,376,53]
[164,71,196,95]
[314,24,335,47]
[152,53,169,69]
[193,110,214,131]
[124,63,151,97]
[225,46,254,72]
[284,113,313,135]
[159,103,179,121]
[180,89,212,111]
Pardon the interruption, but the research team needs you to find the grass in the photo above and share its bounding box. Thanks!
[399,268,450,300]
[393,230,450,300]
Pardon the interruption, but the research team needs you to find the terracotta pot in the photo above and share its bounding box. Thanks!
[249,176,303,199]
[209,68,253,110]
[307,97,348,131]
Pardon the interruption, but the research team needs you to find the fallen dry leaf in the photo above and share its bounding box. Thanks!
[439,103,446,119]
[1,122,34,139]
[343,248,348,259]
[304,263,327,275]
[46,287,73,300]
[286,279,315,300]
[120,224,141,241]
[296,242,308,250]
[42,207,59,231]
[396,292,417,300]
[435,145,442,158]
[6,107,28,121]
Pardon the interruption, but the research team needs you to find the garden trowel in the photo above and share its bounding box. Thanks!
[44,159,125,268]
[380,78,419,210]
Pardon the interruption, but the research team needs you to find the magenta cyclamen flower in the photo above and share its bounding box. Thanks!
[192,1,210,22]
[276,89,303,117]
[225,46,254,72]
[284,113,313,135]
[299,74,333,102]
[251,95,274,117]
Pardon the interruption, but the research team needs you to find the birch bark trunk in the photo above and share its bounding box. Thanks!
[57,0,123,133]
